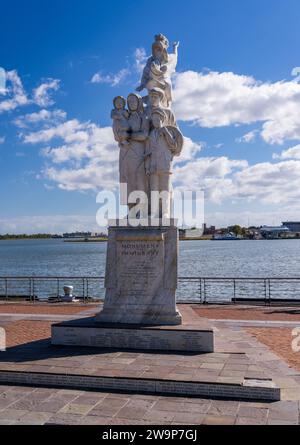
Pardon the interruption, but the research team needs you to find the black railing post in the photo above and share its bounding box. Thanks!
[263,278,266,306]
[32,278,35,303]
[203,278,206,304]
[5,278,8,301]
[199,278,201,303]
[233,279,236,304]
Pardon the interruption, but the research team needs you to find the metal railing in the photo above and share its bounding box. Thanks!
[0,276,105,303]
[1,276,300,305]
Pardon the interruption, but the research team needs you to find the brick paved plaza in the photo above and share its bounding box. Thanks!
[0,302,300,424]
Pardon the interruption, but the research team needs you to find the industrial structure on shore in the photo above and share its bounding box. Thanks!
[179,221,300,240]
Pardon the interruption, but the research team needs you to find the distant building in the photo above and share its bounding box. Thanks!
[203,224,216,235]
[246,228,262,240]
[260,225,290,239]
[282,222,300,232]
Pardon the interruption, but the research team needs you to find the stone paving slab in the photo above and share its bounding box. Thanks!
[213,322,300,402]
[212,319,300,327]
[0,303,300,423]
[0,337,279,400]
[0,305,282,401]
[2,303,300,415]
[0,384,298,425]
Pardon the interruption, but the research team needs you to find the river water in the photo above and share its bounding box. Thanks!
[0,239,299,302]
[0,238,299,277]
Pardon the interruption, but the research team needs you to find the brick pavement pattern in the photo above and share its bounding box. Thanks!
[0,303,98,315]
[193,305,300,322]
[247,327,300,372]
[0,303,300,424]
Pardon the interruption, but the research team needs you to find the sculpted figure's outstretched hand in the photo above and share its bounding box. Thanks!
[173,41,180,52]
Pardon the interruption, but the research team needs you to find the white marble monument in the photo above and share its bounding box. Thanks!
[96,33,184,326]
[52,35,214,353]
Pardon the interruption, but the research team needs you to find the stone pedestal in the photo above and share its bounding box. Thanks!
[51,317,214,353]
[95,221,182,326]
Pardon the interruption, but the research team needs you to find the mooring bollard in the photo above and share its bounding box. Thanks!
[62,285,74,302]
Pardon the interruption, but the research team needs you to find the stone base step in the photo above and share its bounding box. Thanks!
[51,317,214,353]
[0,370,280,401]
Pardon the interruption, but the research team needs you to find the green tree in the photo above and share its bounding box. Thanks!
[228,225,244,236]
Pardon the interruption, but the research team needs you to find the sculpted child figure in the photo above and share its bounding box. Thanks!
[111,96,130,147]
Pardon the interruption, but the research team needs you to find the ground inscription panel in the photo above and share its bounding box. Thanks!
[52,324,214,352]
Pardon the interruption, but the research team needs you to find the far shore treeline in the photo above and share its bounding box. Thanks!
[0,234,55,240]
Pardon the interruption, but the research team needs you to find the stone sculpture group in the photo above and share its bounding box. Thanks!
[94,33,184,326]
[111,34,183,219]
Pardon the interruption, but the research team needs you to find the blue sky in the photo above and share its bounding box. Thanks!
[1,0,300,233]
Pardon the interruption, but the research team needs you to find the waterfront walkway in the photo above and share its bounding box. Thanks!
[0,303,300,425]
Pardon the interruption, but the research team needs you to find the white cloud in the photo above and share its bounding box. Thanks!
[41,124,116,164]
[11,63,300,209]
[291,67,300,81]
[14,109,66,128]
[0,214,101,235]
[20,109,300,208]
[273,144,300,160]
[232,160,300,204]
[33,78,60,107]
[0,136,5,144]
[23,109,300,207]
[174,137,203,164]
[24,119,88,144]
[90,47,147,88]
[0,71,61,116]
[172,153,300,206]
[134,47,147,73]
[22,113,204,191]
[174,156,248,203]
[0,67,5,94]
[22,115,118,190]
[91,68,130,87]
[0,70,28,113]
[173,70,300,145]
[44,158,118,191]
[2,208,300,234]
[205,208,300,228]
[236,129,258,143]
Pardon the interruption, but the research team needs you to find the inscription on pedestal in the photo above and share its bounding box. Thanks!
[116,236,164,294]
[98,225,181,325]
[52,325,214,352]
